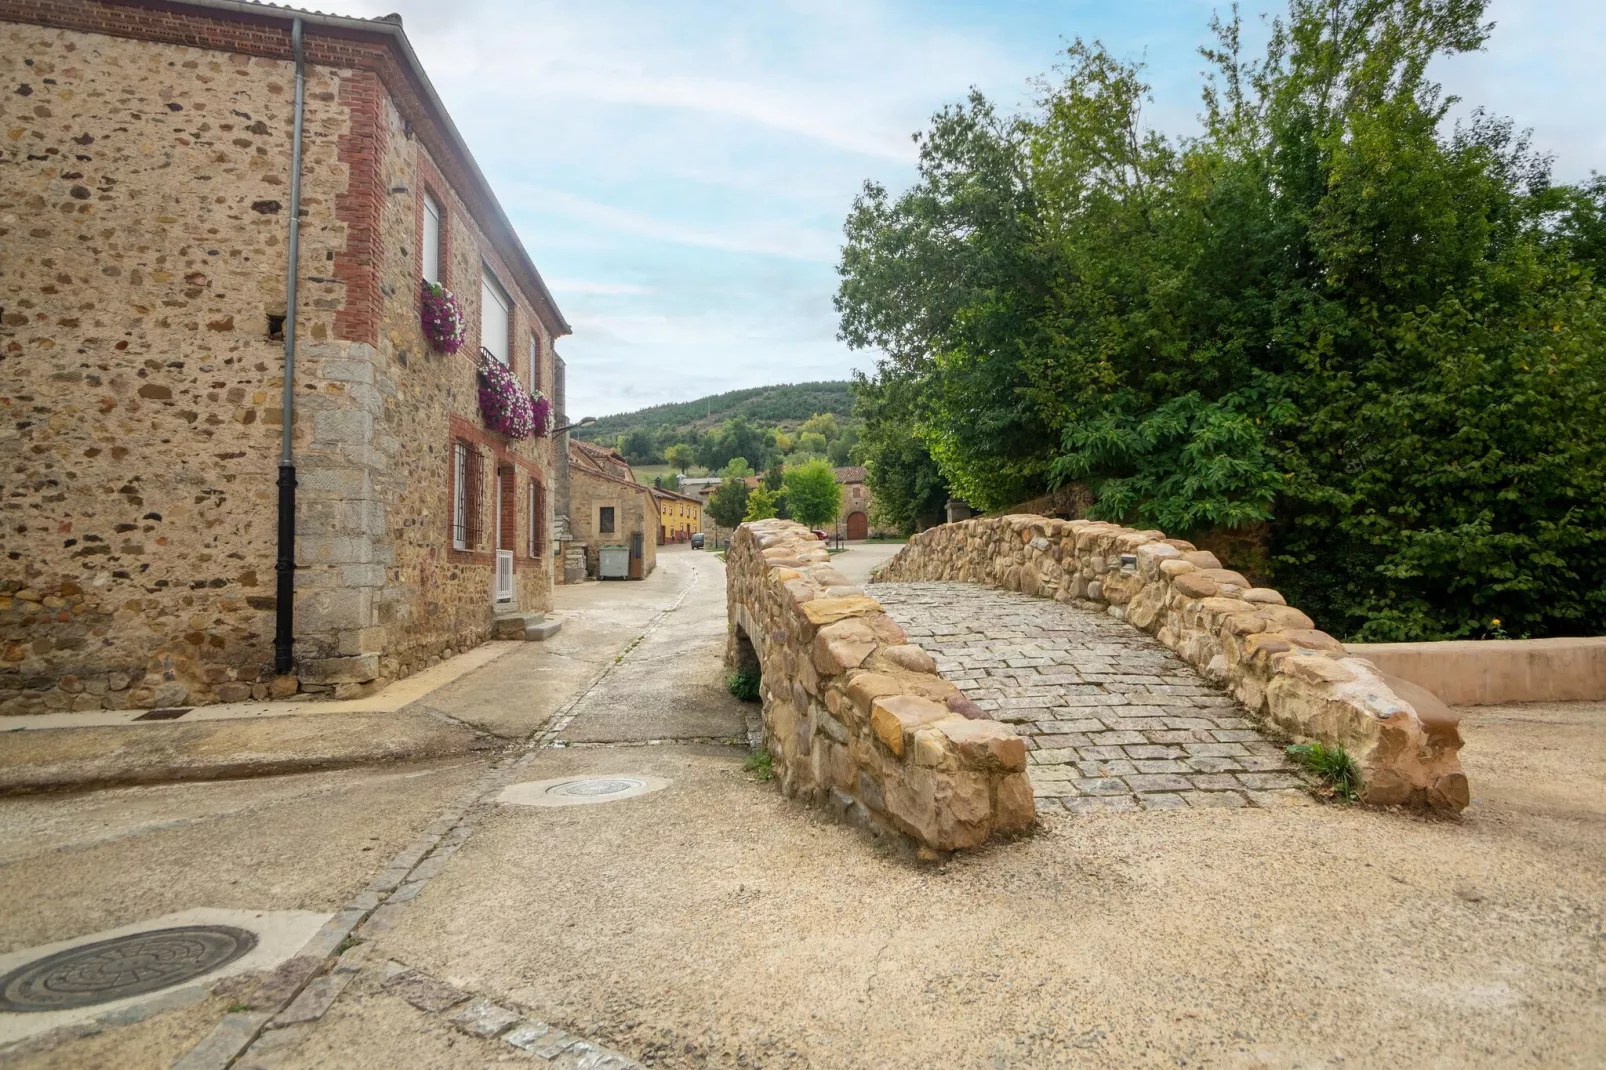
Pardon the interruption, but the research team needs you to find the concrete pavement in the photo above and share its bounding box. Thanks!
[4,543,1604,1067]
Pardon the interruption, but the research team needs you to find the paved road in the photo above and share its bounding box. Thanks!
[5,544,1605,1068]
[875,582,1308,812]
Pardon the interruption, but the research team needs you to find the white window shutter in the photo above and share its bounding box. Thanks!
[422,193,442,284]
[480,271,511,365]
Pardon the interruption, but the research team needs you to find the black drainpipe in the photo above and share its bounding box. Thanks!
[274,17,307,676]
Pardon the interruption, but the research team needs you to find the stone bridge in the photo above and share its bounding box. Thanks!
[872,515,1468,813]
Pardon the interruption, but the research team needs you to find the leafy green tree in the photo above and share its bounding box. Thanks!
[707,477,750,531]
[784,459,843,529]
[664,443,696,474]
[763,461,784,491]
[744,486,782,522]
[851,372,949,534]
[799,412,841,442]
[828,428,858,467]
[720,456,754,479]
[836,0,1606,640]
[616,429,660,465]
[796,431,828,456]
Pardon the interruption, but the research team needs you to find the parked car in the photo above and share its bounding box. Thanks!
[691,532,705,549]
[810,529,829,541]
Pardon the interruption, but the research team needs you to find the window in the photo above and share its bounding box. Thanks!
[422,192,442,284]
[528,334,541,394]
[480,269,511,365]
[599,506,616,535]
[452,442,482,550]
[528,479,545,557]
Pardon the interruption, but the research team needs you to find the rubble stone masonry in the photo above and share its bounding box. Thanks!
[874,515,1469,811]
[0,7,561,713]
[726,519,1035,851]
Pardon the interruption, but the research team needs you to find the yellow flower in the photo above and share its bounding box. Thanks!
[1491,618,1501,626]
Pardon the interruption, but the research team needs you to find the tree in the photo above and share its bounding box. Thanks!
[799,412,841,442]
[707,477,751,531]
[744,486,782,522]
[851,372,949,534]
[616,429,659,465]
[720,456,754,479]
[836,0,1606,641]
[828,428,859,467]
[796,431,828,456]
[784,459,842,529]
[664,443,696,474]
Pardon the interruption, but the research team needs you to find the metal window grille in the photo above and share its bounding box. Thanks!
[452,442,482,549]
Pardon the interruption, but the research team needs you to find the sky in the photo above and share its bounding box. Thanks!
[316,0,1606,421]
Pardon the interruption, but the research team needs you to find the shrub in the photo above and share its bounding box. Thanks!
[726,668,761,703]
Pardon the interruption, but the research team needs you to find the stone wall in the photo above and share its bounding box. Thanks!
[0,23,355,710]
[567,467,657,579]
[725,519,1035,851]
[0,12,563,712]
[874,516,1468,812]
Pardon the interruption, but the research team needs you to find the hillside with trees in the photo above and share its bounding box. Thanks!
[837,0,1606,642]
[574,382,862,472]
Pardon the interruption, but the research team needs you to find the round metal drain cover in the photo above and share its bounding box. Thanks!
[0,925,257,1012]
[498,774,670,808]
[550,777,643,798]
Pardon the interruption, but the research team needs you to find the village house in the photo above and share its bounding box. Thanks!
[0,0,570,712]
[566,439,656,579]
[834,466,883,540]
[649,485,701,544]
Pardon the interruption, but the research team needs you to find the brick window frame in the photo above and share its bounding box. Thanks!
[480,265,513,366]
[447,416,546,567]
[420,185,447,286]
[451,440,483,551]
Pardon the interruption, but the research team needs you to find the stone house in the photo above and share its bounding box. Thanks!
[566,440,656,579]
[649,486,701,544]
[0,0,570,712]
[834,466,882,540]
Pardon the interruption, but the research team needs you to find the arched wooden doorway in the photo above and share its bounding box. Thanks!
[845,511,868,540]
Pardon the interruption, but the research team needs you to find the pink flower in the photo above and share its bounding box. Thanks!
[476,350,550,439]
[420,281,466,354]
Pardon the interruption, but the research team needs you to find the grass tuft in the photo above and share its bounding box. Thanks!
[742,748,774,781]
[1286,742,1362,801]
[727,668,761,703]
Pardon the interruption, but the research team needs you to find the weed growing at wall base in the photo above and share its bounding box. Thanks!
[1287,743,1361,802]
[727,668,761,703]
[742,749,773,781]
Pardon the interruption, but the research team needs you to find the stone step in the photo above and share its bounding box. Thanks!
[491,612,562,642]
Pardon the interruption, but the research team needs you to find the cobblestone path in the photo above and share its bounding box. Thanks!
[874,583,1310,814]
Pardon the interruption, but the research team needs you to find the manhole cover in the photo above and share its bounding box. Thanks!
[550,777,643,798]
[0,925,257,1012]
[498,775,670,808]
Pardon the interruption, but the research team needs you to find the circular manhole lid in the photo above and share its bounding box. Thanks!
[0,925,258,1013]
[498,774,670,808]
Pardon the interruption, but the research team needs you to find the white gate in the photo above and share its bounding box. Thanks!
[495,550,514,603]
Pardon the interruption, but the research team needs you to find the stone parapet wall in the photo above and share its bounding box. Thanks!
[874,515,1468,812]
[725,519,1035,851]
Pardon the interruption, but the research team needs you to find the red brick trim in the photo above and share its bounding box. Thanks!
[416,155,450,290]
[333,69,385,346]
[446,414,545,569]
[0,0,567,336]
